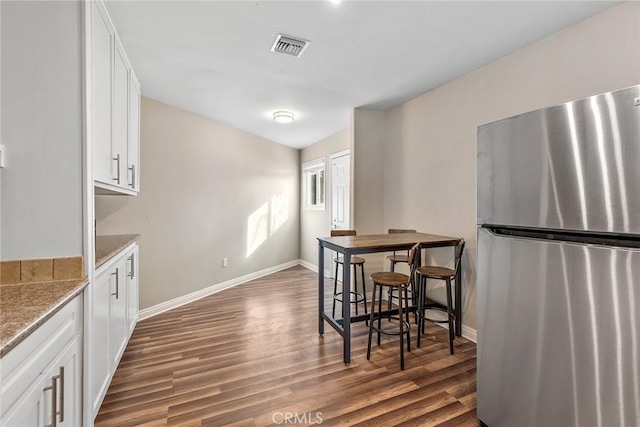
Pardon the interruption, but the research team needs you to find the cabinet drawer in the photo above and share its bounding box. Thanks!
[0,295,82,417]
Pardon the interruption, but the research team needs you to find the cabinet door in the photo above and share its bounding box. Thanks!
[48,337,82,427]
[110,258,128,370]
[91,1,114,185]
[112,36,130,188]
[1,338,81,427]
[126,246,139,336]
[128,74,141,192]
[92,269,111,415]
[0,374,46,426]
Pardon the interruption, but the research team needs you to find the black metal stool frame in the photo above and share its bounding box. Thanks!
[332,259,367,320]
[367,244,420,371]
[415,239,465,354]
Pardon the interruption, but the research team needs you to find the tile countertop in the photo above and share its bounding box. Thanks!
[95,234,141,269]
[0,278,89,357]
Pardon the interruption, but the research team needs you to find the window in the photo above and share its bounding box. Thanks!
[303,158,325,210]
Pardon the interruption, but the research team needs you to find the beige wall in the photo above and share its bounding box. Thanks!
[381,1,640,331]
[96,98,300,310]
[300,128,349,271]
[352,109,390,277]
[352,109,387,236]
[1,1,83,259]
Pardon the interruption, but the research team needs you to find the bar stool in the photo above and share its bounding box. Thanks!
[331,230,367,320]
[367,244,420,370]
[415,239,465,354]
[386,229,417,311]
[387,229,417,271]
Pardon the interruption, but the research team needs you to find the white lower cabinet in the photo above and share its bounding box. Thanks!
[0,296,82,427]
[92,268,112,413]
[109,256,128,371]
[92,243,139,418]
[126,246,140,335]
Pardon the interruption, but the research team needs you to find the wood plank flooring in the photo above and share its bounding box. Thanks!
[96,266,479,427]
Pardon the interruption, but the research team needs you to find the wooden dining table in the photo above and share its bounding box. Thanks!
[317,232,462,365]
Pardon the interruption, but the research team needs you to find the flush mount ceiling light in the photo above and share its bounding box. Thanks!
[273,111,295,124]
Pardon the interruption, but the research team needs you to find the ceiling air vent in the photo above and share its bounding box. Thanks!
[271,34,310,57]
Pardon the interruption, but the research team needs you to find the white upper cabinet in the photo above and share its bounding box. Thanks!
[112,36,130,188]
[128,74,141,191]
[91,1,113,186]
[91,0,140,195]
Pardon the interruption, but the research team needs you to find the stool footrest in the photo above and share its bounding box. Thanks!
[370,319,410,336]
[333,291,366,304]
[418,304,454,324]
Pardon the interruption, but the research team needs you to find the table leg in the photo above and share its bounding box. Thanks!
[455,243,462,337]
[318,240,325,335]
[343,252,351,365]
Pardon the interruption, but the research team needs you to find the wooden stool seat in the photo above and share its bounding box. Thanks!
[386,254,409,263]
[334,256,366,265]
[416,265,454,279]
[370,272,409,287]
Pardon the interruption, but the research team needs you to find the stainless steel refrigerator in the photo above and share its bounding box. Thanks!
[477,85,640,427]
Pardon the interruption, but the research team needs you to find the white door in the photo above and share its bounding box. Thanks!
[331,153,350,231]
[332,152,350,280]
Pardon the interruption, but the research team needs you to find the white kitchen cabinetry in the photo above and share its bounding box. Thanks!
[111,37,130,189]
[91,0,113,186]
[91,0,140,196]
[109,256,128,370]
[92,268,112,414]
[0,296,82,427]
[128,75,142,192]
[126,246,140,335]
[92,243,139,418]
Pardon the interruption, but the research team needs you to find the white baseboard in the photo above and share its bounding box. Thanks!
[435,321,477,343]
[298,259,332,278]
[299,259,317,272]
[138,259,300,321]
[461,324,477,343]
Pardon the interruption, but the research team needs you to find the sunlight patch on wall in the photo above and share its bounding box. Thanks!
[246,202,269,257]
[246,187,291,258]
[270,188,290,235]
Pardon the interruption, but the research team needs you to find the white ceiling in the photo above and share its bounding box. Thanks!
[107,1,619,149]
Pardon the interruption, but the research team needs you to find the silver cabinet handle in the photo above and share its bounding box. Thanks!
[43,376,57,427]
[113,154,121,184]
[128,254,135,279]
[59,366,64,422]
[128,164,136,188]
[111,268,119,299]
[43,370,61,427]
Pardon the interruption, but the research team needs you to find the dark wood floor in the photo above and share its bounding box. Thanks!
[96,265,479,426]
